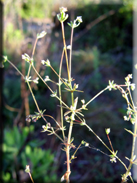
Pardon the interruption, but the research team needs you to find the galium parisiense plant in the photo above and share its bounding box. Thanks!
[3,7,137,183]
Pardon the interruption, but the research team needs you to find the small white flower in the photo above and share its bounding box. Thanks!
[110,157,117,163]
[60,7,67,13]
[33,77,39,84]
[81,99,85,104]
[67,45,71,50]
[128,172,131,176]
[3,56,8,62]
[50,90,57,97]
[74,84,79,89]
[123,116,129,121]
[65,116,70,122]
[128,74,132,79]
[76,16,82,23]
[131,83,135,91]
[41,59,50,66]
[71,155,75,159]
[45,59,50,66]
[25,165,30,173]
[85,143,89,147]
[41,125,47,132]
[22,53,30,62]
[82,105,87,110]
[37,31,47,39]
[133,155,136,161]
[44,76,50,82]
[41,60,46,65]
[105,128,110,135]
[25,76,32,82]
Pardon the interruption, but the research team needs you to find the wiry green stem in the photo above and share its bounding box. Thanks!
[7,59,25,78]
[59,49,65,140]
[61,22,70,82]
[85,123,129,175]
[27,82,40,112]
[85,87,108,107]
[29,172,35,183]
[85,123,112,153]
[32,64,70,109]
[27,82,64,143]
[69,27,74,79]
[27,37,38,77]
[50,64,70,89]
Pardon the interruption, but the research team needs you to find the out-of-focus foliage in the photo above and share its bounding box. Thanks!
[74,3,132,52]
[4,23,24,55]
[4,0,133,19]
[4,0,53,19]
[3,125,57,182]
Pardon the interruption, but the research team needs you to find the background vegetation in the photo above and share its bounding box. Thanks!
[3,0,133,182]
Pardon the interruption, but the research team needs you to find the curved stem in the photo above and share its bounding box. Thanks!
[44,114,61,128]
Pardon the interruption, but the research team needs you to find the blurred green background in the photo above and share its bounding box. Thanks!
[3,0,133,182]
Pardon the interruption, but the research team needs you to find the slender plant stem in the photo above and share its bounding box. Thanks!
[7,59,24,78]
[52,130,64,143]
[66,92,75,183]
[32,64,70,109]
[27,82,40,112]
[61,22,70,82]
[131,112,137,158]
[62,21,75,182]
[50,64,70,89]
[123,111,137,183]
[59,49,65,139]
[27,82,65,140]
[128,86,136,110]
[27,81,48,123]
[29,172,35,183]
[27,80,48,122]
[32,38,38,58]
[85,123,112,153]
[64,21,76,182]
[66,146,70,183]
[85,123,129,173]
[85,87,108,107]
[71,143,82,161]
[107,134,114,152]
[32,65,53,93]
[66,120,73,183]
[44,114,61,128]
[69,27,74,79]
[118,86,137,182]
[115,154,129,173]
[27,37,38,77]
